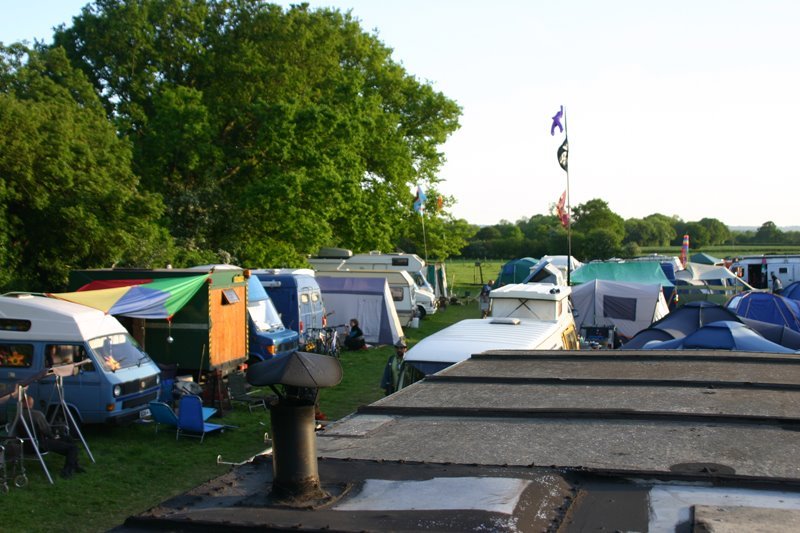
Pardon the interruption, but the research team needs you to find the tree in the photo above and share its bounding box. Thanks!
[571,199,625,237]
[698,218,731,246]
[643,213,678,246]
[0,44,173,291]
[755,221,783,244]
[54,1,461,266]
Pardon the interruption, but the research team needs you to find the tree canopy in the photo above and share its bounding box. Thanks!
[53,0,462,267]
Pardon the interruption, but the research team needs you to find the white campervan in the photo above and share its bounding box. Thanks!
[0,294,161,424]
[399,283,578,389]
[309,249,438,318]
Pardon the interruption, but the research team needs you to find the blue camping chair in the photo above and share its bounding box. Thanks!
[176,395,224,443]
[149,401,216,435]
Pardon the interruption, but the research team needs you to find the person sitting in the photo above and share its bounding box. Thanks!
[344,318,366,351]
[13,396,85,479]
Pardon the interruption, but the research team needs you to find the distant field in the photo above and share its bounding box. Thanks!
[641,246,800,258]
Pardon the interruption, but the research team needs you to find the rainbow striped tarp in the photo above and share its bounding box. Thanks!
[48,275,209,319]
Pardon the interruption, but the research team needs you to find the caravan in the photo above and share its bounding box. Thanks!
[729,255,800,290]
[309,249,438,317]
[0,294,161,424]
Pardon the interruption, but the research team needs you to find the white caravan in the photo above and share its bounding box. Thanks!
[309,249,438,318]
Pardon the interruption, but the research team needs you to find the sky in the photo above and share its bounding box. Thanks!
[2,0,799,228]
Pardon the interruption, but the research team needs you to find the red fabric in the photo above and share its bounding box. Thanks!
[77,279,152,291]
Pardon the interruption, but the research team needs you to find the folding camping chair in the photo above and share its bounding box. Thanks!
[149,401,216,435]
[227,371,272,412]
[176,395,225,443]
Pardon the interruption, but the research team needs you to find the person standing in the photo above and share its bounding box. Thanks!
[380,340,408,395]
[479,279,493,318]
[772,273,783,294]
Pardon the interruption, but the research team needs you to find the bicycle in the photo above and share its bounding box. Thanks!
[304,326,344,358]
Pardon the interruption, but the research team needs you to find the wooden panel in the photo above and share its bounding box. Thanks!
[208,286,247,367]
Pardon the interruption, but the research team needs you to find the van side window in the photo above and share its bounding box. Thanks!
[45,344,95,371]
[0,319,31,331]
[0,343,33,368]
[390,287,404,302]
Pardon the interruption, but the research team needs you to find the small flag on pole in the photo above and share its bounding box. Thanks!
[436,195,444,211]
[556,190,569,228]
[557,138,568,172]
[413,185,427,214]
[550,106,564,136]
[680,234,690,267]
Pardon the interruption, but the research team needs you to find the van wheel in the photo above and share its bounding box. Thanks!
[416,305,427,319]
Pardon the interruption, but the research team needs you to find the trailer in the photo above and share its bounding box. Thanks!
[68,267,249,377]
[730,254,800,290]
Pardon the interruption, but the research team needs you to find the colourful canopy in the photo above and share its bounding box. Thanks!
[48,275,209,319]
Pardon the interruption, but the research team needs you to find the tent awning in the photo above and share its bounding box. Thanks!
[48,275,209,319]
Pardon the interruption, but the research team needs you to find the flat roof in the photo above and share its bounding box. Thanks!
[121,349,800,531]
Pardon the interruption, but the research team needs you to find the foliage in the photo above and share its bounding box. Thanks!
[53,0,461,268]
[0,44,173,291]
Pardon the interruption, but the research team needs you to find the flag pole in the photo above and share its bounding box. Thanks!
[421,212,428,262]
[563,106,572,286]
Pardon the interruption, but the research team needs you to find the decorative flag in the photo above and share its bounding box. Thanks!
[550,106,564,136]
[557,138,569,172]
[413,185,427,214]
[680,234,689,267]
[556,190,569,228]
[436,195,444,211]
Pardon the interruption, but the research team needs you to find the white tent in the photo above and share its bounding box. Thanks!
[571,279,669,340]
[316,276,404,346]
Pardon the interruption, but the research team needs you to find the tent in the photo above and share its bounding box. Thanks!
[638,321,796,353]
[781,281,800,301]
[690,252,723,265]
[571,280,669,340]
[48,275,209,319]
[726,291,800,332]
[521,260,565,285]
[495,257,538,286]
[570,262,674,287]
[316,276,403,346]
[623,301,742,349]
[540,255,583,278]
[673,262,753,306]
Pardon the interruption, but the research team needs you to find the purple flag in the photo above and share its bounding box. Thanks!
[550,106,564,136]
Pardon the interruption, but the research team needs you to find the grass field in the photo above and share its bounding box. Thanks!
[0,270,488,532]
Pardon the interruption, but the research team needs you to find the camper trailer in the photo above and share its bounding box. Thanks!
[729,255,800,290]
[309,249,438,318]
[0,294,161,424]
[399,283,578,389]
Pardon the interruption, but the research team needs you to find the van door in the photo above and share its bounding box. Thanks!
[38,343,101,422]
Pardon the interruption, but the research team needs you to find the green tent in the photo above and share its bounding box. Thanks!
[690,252,723,265]
[570,262,674,287]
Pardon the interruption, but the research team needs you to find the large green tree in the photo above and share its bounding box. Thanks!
[0,44,173,290]
[54,0,461,266]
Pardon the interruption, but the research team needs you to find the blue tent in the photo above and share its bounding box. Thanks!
[495,257,538,286]
[726,291,800,332]
[781,281,800,301]
[639,321,796,353]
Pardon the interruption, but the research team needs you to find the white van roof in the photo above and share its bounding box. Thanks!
[0,294,127,342]
[490,283,571,302]
[405,318,564,365]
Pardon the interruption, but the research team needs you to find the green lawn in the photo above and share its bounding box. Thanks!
[0,274,483,532]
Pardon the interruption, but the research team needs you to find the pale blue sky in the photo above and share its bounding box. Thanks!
[3,1,799,228]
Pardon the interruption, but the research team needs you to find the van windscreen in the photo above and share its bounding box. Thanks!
[88,334,152,372]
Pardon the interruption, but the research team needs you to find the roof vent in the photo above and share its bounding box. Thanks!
[490,317,521,325]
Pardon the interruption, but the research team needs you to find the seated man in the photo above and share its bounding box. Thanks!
[13,396,85,479]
